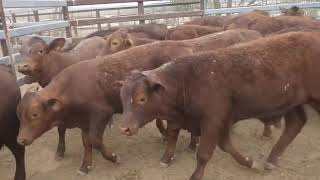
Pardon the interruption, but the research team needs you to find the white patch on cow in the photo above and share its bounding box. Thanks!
[130,98,133,104]
[284,83,290,91]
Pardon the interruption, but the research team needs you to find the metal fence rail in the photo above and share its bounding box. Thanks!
[206,2,320,15]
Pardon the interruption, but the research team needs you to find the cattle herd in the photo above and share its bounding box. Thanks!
[0,6,320,180]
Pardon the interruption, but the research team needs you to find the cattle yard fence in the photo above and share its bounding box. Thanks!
[0,0,320,87]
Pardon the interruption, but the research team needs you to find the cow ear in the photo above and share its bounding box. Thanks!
[143,73,166,94]
[47,38,66,52]
[124,39,133,48]
[280,7,288,13]
[45,98,63,112]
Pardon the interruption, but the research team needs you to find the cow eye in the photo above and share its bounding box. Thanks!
[137,96,147,105]
[111,41,118,46]
[32,113,38,118]
[38,50,44,54]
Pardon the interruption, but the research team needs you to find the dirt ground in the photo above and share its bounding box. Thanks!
[1,104,320,180]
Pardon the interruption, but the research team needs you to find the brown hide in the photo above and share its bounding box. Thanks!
[166,25,223,40]
[119,32,320,180]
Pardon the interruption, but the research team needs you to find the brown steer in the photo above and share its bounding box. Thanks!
[0,66,25,180]
[16,29,262,174]
[166,25,223,40]
[98,30,156,56]
[17,36,104,161]
[119,32,320,180]
[185,16,229,27]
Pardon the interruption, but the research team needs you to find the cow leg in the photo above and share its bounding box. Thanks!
[190,119,220,180]
[188,133,199,152]
[6,141,26,180]
[89,111,118,163]
[218,126,255,168]
[160,126,180,167]
[156,119,168,142]
[77,129,92,175]
[260,116,282,138]
[55,126,66,161]
[265,106,306,170]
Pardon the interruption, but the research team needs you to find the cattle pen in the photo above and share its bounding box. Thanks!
[1,0,320,180]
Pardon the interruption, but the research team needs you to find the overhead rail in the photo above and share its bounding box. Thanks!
[206,2,320,15]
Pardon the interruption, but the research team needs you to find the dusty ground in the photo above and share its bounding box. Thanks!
[1,105,320,180]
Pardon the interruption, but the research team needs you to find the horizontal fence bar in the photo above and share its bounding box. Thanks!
[3,0,67,8]
[11,1,199,17]
[66,0,158,6]
[73,11,203,26]
[0,21,70,39]
[206,2,320,15]
[0,53,21,64]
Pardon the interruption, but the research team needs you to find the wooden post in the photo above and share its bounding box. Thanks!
[11,13,17,45]
[200,0,205,16]
[0,0,16,76]
[12,13,16,23]
[138,0,145,24]
[62,6,72,38]
[96,10,102,31]
[33,10,42,35]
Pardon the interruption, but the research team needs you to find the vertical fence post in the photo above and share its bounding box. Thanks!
[0,3,8,57]
[33,10,42,35]
[200,0,205,16]
[96,10,102,30]
[62,6,72,38]
[0,0,16,77]
[138,0,145,24]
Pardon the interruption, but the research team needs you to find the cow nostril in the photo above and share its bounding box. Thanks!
[120,126,131,135]
[17,138,26,146]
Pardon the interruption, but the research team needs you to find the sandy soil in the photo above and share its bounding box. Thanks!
[1,104,320,180]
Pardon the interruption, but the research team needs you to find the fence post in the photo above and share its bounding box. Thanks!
[33,10,42,35]
[200,0,205,16]
[138,0,145,24]
[96,10,102,30]
[62,6,72,38]
[0,9,8,57]
[0,0,16,76]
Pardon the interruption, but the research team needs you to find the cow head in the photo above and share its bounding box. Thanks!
[120,71,166,136]
[101,29,133,55]
[17,92,64,146]
[17,37,66,76]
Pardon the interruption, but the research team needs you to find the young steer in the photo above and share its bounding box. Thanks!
[166,25,223,40]
[17,36,105,161]
[119,32,320,180]
[98,30,156,56]
[0,66,25,180]
[16,29,262,174]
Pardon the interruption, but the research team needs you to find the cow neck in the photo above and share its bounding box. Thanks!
[43,51,78,79]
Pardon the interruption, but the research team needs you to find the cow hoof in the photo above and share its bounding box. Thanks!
[261,135,272,141]
[264,162,278,171]
[160,161,170,167]
[186,146,197,153]
[54,153,64,161]
[251,160,263,170]
[112,153,119,163]
[77,169,88,176]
